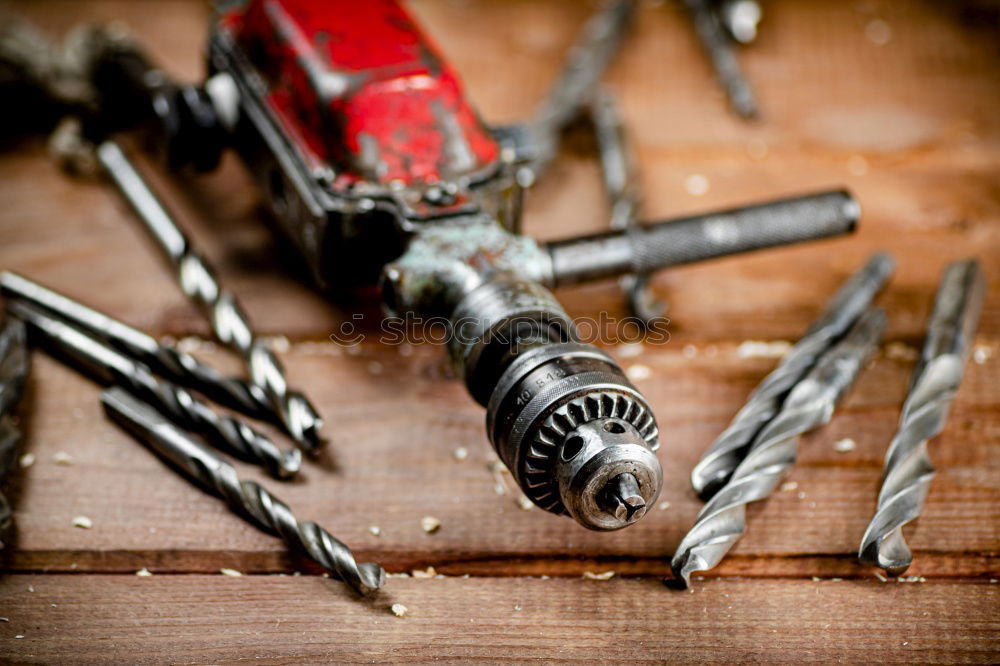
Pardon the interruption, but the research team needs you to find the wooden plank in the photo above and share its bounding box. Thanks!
[0,575,997,664]
[3,343,997,578]
[0,1,996,341]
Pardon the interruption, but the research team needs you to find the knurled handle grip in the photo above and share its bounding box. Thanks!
[546,189,859,286]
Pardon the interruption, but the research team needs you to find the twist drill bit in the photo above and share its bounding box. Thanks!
[691,253,895,499]
[683,0,758,119]
[1,271,276,425]
[859,260,986,576]
[525,0,636,181]
[589,87,664,323]
[671,308,886,588]
[101,386,385,596]
[0,316,30,549]
[95,140,324,455]
[10,301,300,479]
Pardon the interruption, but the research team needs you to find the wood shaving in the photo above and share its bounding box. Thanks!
[973,345,992,365]
[19,453,35,469]
[898,575,926,583]
[874,571,888,582]
[135,568,153,577]
[420,516,441,534]
[489,459,510,495]
[453,447,468,461]
[780,481,798,492]
[736,340,792,359]
[72,515,92,529]
[885,341,918,361]
[368,525,382,537]
[833,438,857,453]
[626,364,652,382]
[517,495,534,511]
[684,173,710,196]
[391,603,408,617]
[617,342,643,358]
[14,635,24,639]
[582,570,615,581]
[514,604,522,611]
[0,617,8,622]
[411,566,437,578]
[658,501,671,511]
[220,568,243,577]
[53,452,74,465]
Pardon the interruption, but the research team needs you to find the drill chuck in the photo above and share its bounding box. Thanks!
[485,341,661,530]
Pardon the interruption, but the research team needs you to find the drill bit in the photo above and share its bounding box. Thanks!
[525,0,636,181]
[671,308,886,588]
[101,386,385,596]
[10,301,300,480]
[0,316,30,549]
[0,271,278,425]
[95,140,324,455]
[683,0,758,119]
[691,253,895,500]
[589,87,664,324]
[859,260,986,576]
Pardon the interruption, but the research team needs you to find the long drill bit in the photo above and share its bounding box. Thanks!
[671,308,886,587]
[859,259,986,576]
[10,301,300,479]
[0,316,30,549]
[1,271,276,425]
[95,140,324,455]
[525,0,636,181]
[682,0,758,119]
[101,386,385,596]
[691,253,895,500]
[589,87,664,324]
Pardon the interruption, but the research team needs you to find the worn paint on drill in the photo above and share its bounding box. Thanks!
[223,0,500,187]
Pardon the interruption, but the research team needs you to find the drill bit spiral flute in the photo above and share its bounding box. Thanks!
[101,387,385,596]
[672,308,886,587]
[9,301,301,480]
[859,260,985,576]
[691,253,894,500]
[95,141,324,456]
[0,272,279,425]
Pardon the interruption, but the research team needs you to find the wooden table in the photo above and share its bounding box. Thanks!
[1,0,998,662]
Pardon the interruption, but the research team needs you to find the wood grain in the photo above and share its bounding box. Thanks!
[0,575,997,664]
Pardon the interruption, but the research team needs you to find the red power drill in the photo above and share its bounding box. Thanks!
[25,0,859,531]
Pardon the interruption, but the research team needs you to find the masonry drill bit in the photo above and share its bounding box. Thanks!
[683,0,758,119]
[525,0,636,181]
[859,260,986,577]
[671,308,886,588]
[0,271,279,425]
[0,316,30,549]
[101,386,384,596]
[691,253,895,500]
[589,87,664,323]
[95,140,324,455]
[10,301,300,479]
